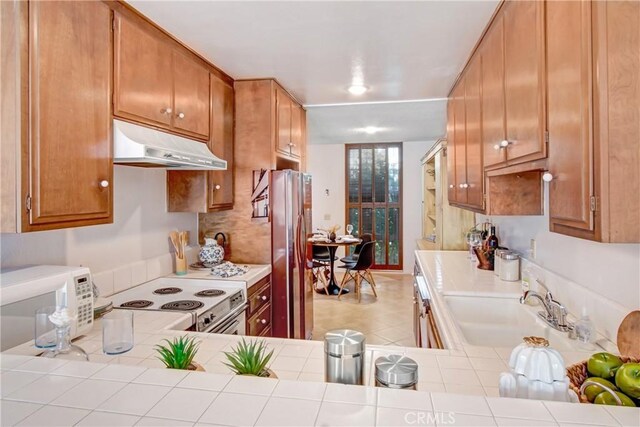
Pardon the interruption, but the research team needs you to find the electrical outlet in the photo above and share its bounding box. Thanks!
[530,239,536,259]
[324,214,331,221]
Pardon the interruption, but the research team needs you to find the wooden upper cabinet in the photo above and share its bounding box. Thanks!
[28,0,113,229]
[290,103,303,158]
[481,13,507,168]
[276,86,292,155]
[546,0,594,233]
[452,83,467,205]
[114,14,173,127]
[208,75,234,210]
[503,0,546,164]
[446,99,456,204]
[464,56,484,210]
[173,51,211,139]
[114,13,210,140]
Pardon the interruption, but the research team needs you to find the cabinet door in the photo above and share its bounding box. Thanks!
[547,0,594,232]
[446,99,457,203]
[276,87,292,155]
[173,51,211,139]
[503,0,546,163]
[28,0,112,228]
[208,75,234,210]
[290,102,303,158]
[453,83,468,204]
[114,14,173,127]
[464,56,484,210]
[481,14,507,168]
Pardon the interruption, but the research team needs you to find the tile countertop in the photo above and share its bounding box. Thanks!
[2,349,638,427]
[167,264,271,289]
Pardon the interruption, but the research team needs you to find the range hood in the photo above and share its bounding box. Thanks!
[113,119,227,170]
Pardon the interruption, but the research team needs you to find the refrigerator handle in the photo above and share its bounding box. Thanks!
[295,213,304,267]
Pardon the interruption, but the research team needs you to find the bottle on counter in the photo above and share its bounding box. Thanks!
[574,308,596,350]
[486,226,499,269]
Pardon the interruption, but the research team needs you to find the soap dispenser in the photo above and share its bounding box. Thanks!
[574,308,595,350]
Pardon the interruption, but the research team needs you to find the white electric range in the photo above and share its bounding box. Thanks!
[110,277,246,334]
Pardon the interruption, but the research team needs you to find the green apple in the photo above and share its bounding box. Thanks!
[615,363,640,399]
[594,390,637,407]
[584,377,618,402]
[588,352,623,379]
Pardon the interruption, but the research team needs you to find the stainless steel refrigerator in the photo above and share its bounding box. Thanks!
[270,170,314,339]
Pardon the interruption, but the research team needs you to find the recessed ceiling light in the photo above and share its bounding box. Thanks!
[348,85,368,95]
[358,126,383,134]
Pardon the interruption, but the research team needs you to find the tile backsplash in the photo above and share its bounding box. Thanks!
[92,247,198,297]
[520,257,629,347]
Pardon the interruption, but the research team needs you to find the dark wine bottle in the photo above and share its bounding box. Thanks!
[486,226,499,251]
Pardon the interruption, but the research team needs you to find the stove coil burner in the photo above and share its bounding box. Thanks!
[160,300,204,311]
[194,289,226,298]
[120,300,153,309]
[153,287,183,295]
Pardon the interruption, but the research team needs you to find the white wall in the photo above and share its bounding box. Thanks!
[477,184,640,311]
[308,141,435,272]
[0,166,197,273]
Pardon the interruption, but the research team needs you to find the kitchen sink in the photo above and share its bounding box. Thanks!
[443,295,583,351]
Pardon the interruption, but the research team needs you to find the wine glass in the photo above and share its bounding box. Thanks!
[465,230,482,260]
[346,224,354,236]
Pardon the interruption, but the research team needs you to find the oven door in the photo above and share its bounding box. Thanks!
[207,305,246,335]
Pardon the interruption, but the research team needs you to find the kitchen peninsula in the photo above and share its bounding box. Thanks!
[2,251,638,426]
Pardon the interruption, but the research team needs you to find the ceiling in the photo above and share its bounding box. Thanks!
[128,0,499,144]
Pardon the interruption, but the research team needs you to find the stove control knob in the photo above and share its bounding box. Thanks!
[210,313,216,320]
[203,317,210,324]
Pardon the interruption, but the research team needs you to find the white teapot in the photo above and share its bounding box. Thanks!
[199,236,224,265]
[499,336,578,402]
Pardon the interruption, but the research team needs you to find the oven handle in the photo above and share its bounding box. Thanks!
[215,319,240,335]
[202,304,247,334]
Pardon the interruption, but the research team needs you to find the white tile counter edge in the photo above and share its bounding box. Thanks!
[2,353,636,427]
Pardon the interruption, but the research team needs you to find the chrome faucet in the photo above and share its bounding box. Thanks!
[520,281,573,333]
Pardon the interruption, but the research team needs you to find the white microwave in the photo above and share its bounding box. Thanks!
[0,265,94,352]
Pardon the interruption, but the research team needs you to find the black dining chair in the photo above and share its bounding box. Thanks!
[339,233,372,266]
[337,241,377,302]
[310,245,332,294]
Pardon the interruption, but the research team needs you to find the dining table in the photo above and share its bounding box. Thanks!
[310,238,361,295]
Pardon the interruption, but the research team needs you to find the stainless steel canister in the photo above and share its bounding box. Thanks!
[500,252,520,282]
[494,249,509,277]
[375,355,419,389]
[324,329,366,385]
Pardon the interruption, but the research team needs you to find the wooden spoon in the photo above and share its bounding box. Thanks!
[617,310,640,358]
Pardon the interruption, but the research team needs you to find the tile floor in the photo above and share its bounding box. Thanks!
[312,272,415,347]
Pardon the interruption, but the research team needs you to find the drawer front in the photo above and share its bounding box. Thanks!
[247,303,271,336]
[258,326,272,338]
[247,281,271,318]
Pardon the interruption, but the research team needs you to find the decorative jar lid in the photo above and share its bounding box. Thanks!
[508,336,566,384]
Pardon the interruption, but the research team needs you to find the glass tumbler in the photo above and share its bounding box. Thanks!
[102,310,134,355]
[35,306,57,348]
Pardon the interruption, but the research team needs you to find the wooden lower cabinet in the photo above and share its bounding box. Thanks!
[246,275,272,337]
[26,0,113,231]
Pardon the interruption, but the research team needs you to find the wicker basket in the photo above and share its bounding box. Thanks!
[566,356,639,403]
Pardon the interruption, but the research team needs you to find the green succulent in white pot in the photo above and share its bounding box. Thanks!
[223,338,276,378]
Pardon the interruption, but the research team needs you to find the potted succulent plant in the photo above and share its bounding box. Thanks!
[223,338,277,378]
[154,335,204,371]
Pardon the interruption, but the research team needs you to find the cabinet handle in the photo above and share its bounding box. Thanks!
[161,107,172,114]
[259,319,268,325]
[493,144,501,150]
[99,180,109,188]
[261,295,268,301]
[449,184,455,189]
[177,112,185,119]
[213,184,221,190]
[542,172,554,182]
[288,142,296,147]
[500,140,511,148]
